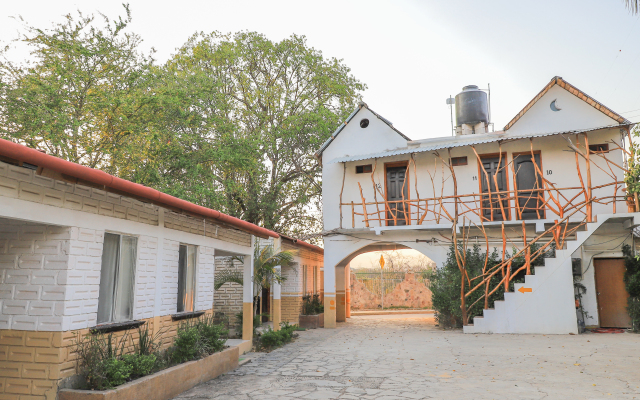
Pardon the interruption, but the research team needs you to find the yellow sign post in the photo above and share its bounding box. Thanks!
[379,255,385,269]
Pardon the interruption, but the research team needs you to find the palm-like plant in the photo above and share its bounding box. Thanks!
[214,242,295,317]
[626,0,639,13]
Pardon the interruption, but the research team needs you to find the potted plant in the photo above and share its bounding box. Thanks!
[299,294,324,329]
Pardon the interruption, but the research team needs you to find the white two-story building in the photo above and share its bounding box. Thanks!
[317,76,637,334]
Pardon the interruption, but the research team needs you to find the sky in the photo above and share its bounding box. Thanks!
[2,0,640,141]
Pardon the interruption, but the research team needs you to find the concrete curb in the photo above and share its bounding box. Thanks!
[351,310,434,316]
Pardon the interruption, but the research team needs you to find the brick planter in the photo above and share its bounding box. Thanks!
[58,346,238,400]
[298,313,324,329]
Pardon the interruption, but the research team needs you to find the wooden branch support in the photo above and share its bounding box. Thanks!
[351,201,355,228]
[583,133,593,222]
[357,183,370,228]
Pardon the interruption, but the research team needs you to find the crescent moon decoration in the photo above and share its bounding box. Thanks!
[550,99,562,112]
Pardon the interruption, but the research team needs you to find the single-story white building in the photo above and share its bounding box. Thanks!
[0,139,279,399]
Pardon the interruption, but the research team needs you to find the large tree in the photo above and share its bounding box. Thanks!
[0,8,365,239]
[129,32,365,238]
[0,5,154,170]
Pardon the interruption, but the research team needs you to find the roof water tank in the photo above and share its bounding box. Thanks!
[455,85,489,127]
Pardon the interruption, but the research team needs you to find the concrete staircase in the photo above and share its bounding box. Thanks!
[463,213,639,334]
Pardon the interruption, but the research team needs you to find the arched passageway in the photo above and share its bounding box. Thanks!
[322,234,450,328]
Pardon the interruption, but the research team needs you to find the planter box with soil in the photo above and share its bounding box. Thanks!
[58,346,238,400]
[298,313,324,329]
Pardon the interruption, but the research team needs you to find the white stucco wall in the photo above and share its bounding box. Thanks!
[321,108,409,163]
[324,128,626,231]
[506,85,620,135]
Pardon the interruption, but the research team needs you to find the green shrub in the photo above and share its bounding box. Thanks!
[257,322,297,351]
[258,329,285,350]
[172,323,201,363]
[302,294,324,315]
[122,354,157,379]
[195,316,228,354]
[134,325,163,356]
[96,358,132,390]
[170,316,228,363]
[76,332,130,390]
[430,244,549,328]
[623,244,640,331]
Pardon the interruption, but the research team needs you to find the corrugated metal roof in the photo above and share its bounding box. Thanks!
[325,123,633,164]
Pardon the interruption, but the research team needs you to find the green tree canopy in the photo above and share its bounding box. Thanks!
[130,32,364,237]
[0,5,154,170]
[0,8,365,240]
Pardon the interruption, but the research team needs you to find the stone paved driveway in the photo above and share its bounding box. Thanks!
[172,314,640,399]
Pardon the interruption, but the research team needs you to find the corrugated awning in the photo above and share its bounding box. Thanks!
[324,123,633,164]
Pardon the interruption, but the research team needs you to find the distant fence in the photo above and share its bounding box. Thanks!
[353,269,430,296]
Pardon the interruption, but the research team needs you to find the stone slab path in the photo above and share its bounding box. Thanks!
[172,314,640,399]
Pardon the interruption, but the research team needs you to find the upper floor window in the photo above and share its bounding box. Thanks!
[451,156,468,166]
[356,164,373,174]
[98,233,137,324]
[178,244,197,312]
[589,143,609,153]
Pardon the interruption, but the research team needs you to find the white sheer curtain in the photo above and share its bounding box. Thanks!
[177,244,197,312]
[97,233,137,324]
[97,233,119,324]
[114,235,137,322]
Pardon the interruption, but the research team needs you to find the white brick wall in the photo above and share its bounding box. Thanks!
[196,246,215,311]
[0,160,250,331]
[132,235,158,320]
[160,239,180,315]
[0,219,76,331]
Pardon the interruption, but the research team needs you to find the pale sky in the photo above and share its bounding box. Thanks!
[2,0,640,140]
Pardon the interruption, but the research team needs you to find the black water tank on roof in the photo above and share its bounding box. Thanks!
[455,85,489,127]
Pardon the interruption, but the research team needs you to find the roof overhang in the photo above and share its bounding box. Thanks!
[324,123,634,164]
[0,138,279,239]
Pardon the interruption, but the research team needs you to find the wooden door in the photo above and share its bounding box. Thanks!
[594,258,632,328]
[479,156,509,221]
[514,153,543,220]
[386,166,408,226]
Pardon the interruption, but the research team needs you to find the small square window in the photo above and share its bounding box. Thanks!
[588,143,609,153]
[356,164,373,174]
[450,156,468,166]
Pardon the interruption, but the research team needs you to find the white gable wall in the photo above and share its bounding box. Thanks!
[321,108,408,163]
[507,85,619,135]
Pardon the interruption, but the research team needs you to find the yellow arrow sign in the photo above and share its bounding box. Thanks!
[518,287,532,293]
[379,255,385,269]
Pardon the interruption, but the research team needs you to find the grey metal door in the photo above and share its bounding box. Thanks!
[386,166,408,226]
[514,153,543,220]
[480,156,508,221]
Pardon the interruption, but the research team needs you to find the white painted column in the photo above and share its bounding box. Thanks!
[242,236,254,341]
[152,208,166,334]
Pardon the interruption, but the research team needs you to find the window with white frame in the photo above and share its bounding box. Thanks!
[97,233,138,324]
[177,244,197,313]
